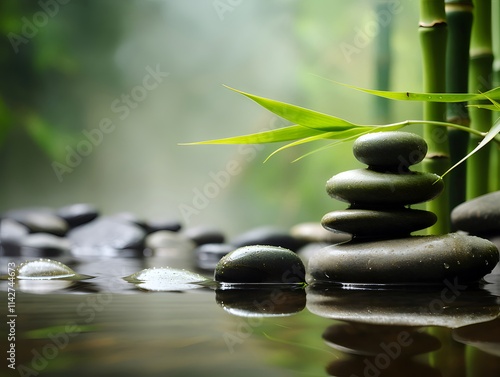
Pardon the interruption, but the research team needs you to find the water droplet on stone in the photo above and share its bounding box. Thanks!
[16,259,85,280]
[124,267,210,291]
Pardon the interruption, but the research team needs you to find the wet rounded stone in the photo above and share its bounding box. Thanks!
[353,131,427,169]
[231,226,307,251]
[451,191,500,235]
[195,243,234,270]
[307,233,499,285]
[56,203,98,228]
[20,233,71,257]
[215,245,306,284]
[326,169,444,205]
[321,208,437,238]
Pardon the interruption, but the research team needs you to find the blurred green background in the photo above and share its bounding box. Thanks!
[0,0,424,236]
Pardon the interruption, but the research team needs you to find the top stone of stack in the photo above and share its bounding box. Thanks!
[353,131,427,171]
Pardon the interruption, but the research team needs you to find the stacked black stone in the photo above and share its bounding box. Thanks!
[307,131,499,285]
[321,132,442,239]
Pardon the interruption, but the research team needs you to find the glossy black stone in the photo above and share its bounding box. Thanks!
[215,245,306,284]
[307,233,499,285]
[321,208,437,238]
[326,169,444,206]
[451,191,500,235]
[353,131,427,169]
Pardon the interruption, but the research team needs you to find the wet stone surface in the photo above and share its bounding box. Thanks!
[321,208,437,238]
[307,233,499,285]
[353,131,427,170]
[214,245,306,285]
[326,169,444,206]
[451,191,500,235]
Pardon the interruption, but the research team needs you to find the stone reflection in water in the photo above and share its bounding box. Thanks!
[308,285,500,376]
[452,318,500,377]
[323,322,441,377]
[453,317,500,358]
[215,287,306,317]
[306,285,500,327]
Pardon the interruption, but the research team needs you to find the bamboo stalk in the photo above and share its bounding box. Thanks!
[445,0,473,212]
[466,0,493,200]
[419,0,451,234]
[490,1,500,191]
[374,1,392,123]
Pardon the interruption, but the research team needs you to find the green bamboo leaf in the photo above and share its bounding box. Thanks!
[263,128,368,162]
[180,124,325,145]
[225,86,359,131]
[441,119,500,179]
[335,81,500,103]
[467,104,500,111]
[292,123,407,162]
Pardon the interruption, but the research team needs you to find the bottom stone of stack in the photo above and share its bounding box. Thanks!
[306,233,499,285]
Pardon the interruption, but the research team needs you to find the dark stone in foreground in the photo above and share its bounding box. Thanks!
[451,191,500,235]
[215,245,305,284]
[307,233,499,285]
[321,208,437,238]
[67,217,146,251]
